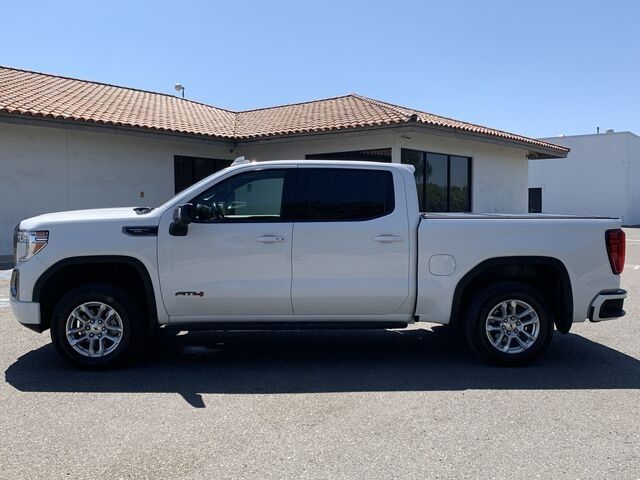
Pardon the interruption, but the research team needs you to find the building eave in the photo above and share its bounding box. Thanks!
[0,113,236,147]
[0,110,569,158]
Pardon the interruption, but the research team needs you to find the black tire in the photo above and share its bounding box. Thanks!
[50,283,143,369]
[464,282,553,366]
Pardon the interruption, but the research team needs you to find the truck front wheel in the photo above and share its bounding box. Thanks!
[50,283,143,369]
[464,282,553,366]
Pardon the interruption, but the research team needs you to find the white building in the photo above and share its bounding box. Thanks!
[529,131,640,225]
[0,66,568,256]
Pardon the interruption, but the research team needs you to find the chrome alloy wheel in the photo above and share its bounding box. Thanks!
[485,300,540,354]
[65,302,124,357]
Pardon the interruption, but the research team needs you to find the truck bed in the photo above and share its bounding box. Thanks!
[422,212,619,220]
[415,213,622,326]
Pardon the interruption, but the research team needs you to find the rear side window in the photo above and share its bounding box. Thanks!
[293,168,394,221]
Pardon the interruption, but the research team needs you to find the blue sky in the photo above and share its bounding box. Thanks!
[1,0,638,138]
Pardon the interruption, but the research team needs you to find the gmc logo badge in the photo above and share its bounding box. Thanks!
[175,291,205,297]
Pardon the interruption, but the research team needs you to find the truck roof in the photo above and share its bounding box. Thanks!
[238,159,415,172]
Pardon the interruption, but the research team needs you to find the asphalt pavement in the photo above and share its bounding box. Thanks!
[0,231,639,479]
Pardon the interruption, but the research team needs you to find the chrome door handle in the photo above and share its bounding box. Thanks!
[256,235,286,243]
[373,235,403,242]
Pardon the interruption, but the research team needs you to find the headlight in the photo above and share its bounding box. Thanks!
[14,230,49,263]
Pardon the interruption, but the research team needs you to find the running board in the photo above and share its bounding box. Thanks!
[161,321,408,331]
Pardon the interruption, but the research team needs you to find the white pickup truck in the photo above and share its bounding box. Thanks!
[10,160,627,368]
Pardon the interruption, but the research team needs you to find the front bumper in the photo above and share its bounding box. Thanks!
[10,298,43,332]
[589,289,627,322]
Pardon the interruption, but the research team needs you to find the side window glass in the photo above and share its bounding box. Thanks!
[191,169,287,223]
[295,169,394,221]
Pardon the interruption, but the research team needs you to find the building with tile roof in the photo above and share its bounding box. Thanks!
[0,65,568,255]
[0,66,566,156]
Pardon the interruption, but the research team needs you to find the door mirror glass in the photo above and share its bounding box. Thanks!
[174,203,194,223]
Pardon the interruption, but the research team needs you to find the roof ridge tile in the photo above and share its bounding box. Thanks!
[237,94,354,114]
[349,94,413,118]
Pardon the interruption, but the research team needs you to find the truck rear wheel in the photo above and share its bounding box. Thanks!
[50,283,142,369]
[464,282,553,366]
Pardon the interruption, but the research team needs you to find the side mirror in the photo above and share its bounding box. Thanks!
[169,203,194,236]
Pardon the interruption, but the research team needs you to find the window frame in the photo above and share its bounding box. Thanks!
[401,148,472,213]
[188,166,396,224]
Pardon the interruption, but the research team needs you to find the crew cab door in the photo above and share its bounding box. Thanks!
[157,167,296,319]
[291,167,411,316]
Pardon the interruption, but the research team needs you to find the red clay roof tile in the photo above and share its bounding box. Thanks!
[0,66,568,155]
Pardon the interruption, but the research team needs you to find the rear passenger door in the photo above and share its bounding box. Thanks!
[291,167,411,317]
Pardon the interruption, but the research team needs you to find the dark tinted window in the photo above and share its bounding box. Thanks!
[401,149,471,212]
[449,155,471,211]
[294,169,394,221]
[401,149,425,211]
[528,187,542,213]
[174,156,231,193]
[425,153,448,212]
[305,148,392,162]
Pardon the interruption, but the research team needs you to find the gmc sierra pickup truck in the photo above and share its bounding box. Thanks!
[10,159,627,368]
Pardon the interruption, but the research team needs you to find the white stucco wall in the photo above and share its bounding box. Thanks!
[625,134,640,225]
[0,122,233,255]
[529,132,640,225]
[238,129,530,213]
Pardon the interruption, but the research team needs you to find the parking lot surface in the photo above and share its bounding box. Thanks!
[0,231,639,479]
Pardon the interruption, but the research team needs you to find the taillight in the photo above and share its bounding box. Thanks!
[605,229,625,274]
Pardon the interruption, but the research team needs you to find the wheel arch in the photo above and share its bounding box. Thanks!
[450,256,573,333]
[33,255,158,332]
